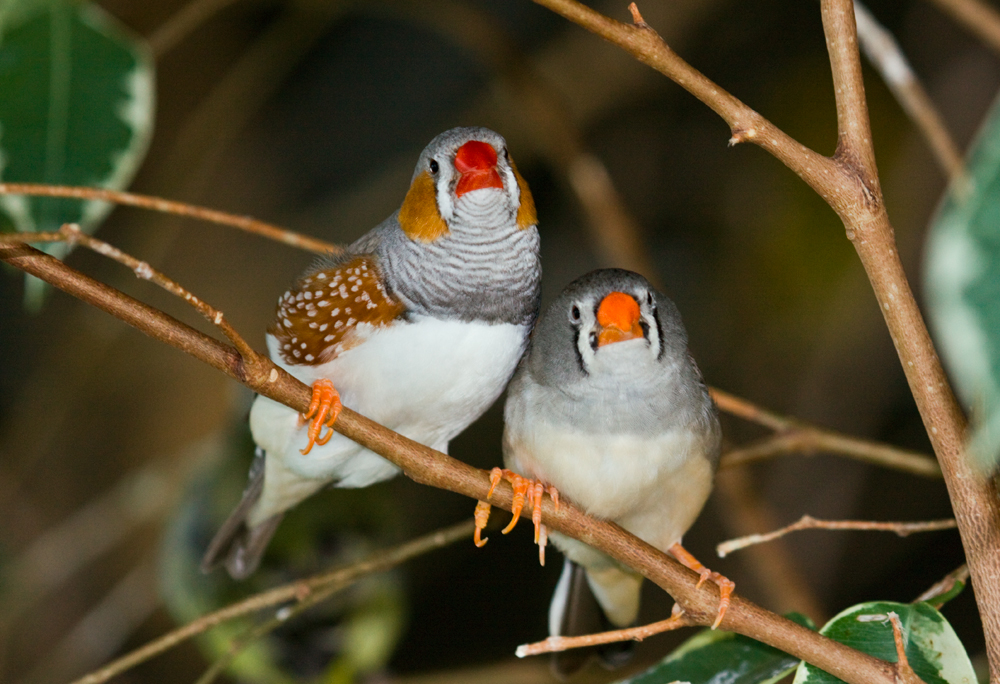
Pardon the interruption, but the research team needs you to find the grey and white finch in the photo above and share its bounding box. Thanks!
[482,269,729,675]
[203,127,541,579]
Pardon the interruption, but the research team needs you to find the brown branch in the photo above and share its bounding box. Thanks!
[915,564,970,606]
[69,520,474,684]
[887,612,918,682]
[0,183,339,254]
[526,3,996,675]
[516,605,692,657]
[717,515,958,558]
[1,247,906,684]
[924,0,1000,56]
[712,388,941,478]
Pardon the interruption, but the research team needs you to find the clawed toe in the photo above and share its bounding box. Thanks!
[300,379,342,455]
[473,468,559,565]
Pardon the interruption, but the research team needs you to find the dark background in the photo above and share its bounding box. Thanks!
[0,0,995,682]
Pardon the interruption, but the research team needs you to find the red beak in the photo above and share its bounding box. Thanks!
[454,140,504,197]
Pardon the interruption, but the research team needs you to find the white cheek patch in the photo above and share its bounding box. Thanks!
[435,163,457,221]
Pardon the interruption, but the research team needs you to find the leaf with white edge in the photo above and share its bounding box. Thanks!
[792,601,975,684]
[616,613,815,684]
[925,90,1000,472]
[0,0,154,308]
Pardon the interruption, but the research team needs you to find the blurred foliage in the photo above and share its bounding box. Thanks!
[161,424,406,683]
[0,0,154,308]
[925,90,1000,475]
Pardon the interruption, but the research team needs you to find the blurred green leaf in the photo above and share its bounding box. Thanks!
[792,601,975,684]
[925,91,1000,473]
[0,0,154,308]
[615,613,815,684]
[160,425,406,684]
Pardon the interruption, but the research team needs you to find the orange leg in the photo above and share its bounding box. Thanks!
[668,543,735,629]
[299,379,342,455]
[475,468,559,565]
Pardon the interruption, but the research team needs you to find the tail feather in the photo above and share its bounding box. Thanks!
[201,448,284,580]
[548,558,636,679]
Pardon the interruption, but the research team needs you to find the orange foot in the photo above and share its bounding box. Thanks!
[669,542,735,629]
[299,379,342,455]
[473,468,559,565]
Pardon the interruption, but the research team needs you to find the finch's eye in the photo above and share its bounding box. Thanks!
[429,159,440,174]
[569,304,581,323]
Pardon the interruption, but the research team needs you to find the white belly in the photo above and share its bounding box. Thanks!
[252,317,529,489]
[504,422,715,552]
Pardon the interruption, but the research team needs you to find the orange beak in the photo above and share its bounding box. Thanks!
[454,140,504,197]
[596,292,644,347]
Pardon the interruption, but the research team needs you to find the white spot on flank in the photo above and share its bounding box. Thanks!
[317,273,327,279]
[293,350,301,358]
[301,342,307,349]
[307,310,317,317]
[325,335,335,341]
[320,323,328,331]
[304,292,312,300]
[318,300,330,307]
[331,308,340,316]
[305,354,314,361]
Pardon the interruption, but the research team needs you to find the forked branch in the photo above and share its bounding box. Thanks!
[529,0,999,677]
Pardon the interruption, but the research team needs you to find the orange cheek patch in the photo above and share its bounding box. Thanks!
[270,257,406,366]
[511,159,537,230]
[399,170,449,243]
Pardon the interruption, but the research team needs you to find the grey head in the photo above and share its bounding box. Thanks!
[362,126,541,326]
[520,269,719,450]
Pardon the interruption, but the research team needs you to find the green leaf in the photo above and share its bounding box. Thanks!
[0,0,154,308]
[615,613,815,684]
[792,602,975,684]
[925,91,1000,472]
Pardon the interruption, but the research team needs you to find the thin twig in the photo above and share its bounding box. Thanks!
[0,183,339,254]
[924,0,1000,56]
[712,388,942,478]
[193,551,371,684]
[710,387,795,432]
[887,612,918,680]
[717,515,958,557]
[854,2,967,187]
[515,606,693,657]
[915,564,970,606]
[0,245,904,684]
[69,520,474,684]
